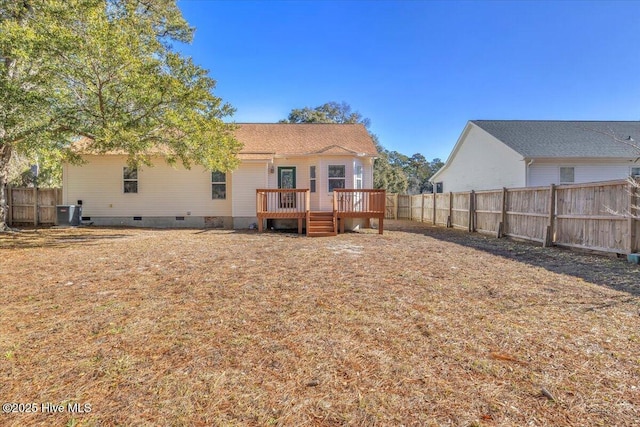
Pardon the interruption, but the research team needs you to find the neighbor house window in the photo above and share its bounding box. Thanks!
[123,167,138,193]
[212,171,226,199]
[560,167,575,184]
[328,165,346,192]
[310,166,316,193]
[631,167,640,177]
[435,182,443,193]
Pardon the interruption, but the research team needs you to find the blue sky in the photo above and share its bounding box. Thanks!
[176,0,640,161]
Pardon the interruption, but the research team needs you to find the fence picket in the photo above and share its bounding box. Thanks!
[386,179,636,255]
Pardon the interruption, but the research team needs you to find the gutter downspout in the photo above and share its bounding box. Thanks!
[526,158,534,186]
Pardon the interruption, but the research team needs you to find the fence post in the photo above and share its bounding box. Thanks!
[432,192,437,225]
[544,184,556,247]
[468,190,475,232]
[33,187,38,227]
[409,196,413,221]
[448,192,453,228]
[498,187,507,238]
[393,194,398,220]
[421,194,425,222]
[629,181,637,254]
[7,184,12,226]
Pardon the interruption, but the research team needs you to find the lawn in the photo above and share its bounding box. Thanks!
[0,221,639,426]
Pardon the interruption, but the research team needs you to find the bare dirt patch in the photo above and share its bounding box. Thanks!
[1,221,639,426]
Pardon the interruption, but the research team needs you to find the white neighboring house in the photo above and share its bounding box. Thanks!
[430,120,640,193]
[62,123,378,229]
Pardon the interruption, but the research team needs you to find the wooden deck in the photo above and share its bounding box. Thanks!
[256,189,308,234]
[256,189,386,236]
[334,189,385,234]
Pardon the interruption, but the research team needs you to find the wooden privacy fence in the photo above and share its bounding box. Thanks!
[6,186,62,226]
[386,179,640,255]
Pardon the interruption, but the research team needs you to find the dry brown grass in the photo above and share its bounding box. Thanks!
[0,221,639,426]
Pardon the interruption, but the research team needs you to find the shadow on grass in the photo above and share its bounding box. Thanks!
[0,227,131,250]
[385,220,640,297]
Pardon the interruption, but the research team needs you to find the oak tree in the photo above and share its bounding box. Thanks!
[0,0,240,230]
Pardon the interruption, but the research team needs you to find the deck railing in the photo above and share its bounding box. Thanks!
[256,188,385,235]
[333,189,386,234]
[333,189,386,215]
[256,189,310,233]
[256,189,310,216]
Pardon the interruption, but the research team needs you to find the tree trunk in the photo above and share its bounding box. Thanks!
[0,143,12,231]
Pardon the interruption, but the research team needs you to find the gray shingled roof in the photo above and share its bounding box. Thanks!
[472,120,640,158]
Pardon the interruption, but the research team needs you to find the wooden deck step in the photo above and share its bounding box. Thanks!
[307,211,337,237]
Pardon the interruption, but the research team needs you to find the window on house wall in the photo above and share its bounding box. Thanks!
[212,171,226,199]
[560,167,575,184]
[328,165,346,192]
[631,167,640,177]
[435,182,443,193]
[310,166,316,193]
[355,165,363,190]
[123,167,138,193]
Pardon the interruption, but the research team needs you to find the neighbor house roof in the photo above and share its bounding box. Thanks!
[472,120,640,158]
[235,123,377,158]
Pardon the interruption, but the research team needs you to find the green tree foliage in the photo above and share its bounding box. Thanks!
[281,101,445,194]
[280,101,371,128]
[371,135,408,194]
[0,0,240,229]
[397,153,444,194]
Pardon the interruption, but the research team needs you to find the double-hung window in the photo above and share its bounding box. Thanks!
[310,166,316,193]
[212,171,226,199]
[328,165,345,192]
[123,167,138,193]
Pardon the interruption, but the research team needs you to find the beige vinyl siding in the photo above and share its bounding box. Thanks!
[436,124,525,192]
[266,157,315,209]
[263,156,374,212]
[64,155,232,217]
[232,162,267,217]
[267,158,310,189]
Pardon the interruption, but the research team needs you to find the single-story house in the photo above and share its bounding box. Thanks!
[430,120,640,192]
[62,123,384,235]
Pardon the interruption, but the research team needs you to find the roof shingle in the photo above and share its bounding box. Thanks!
[235,123,377,157]
[472,120,640,158]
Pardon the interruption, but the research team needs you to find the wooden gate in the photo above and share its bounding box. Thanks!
[7,187,62,226]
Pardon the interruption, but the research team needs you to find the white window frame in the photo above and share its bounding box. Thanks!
[123,167,138,194]
[559,166,575,184]
[354,164,363,190]
[310,166,316,193]
[328,165,346,192]
[211,171,226,199]
[631,166,640,177]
